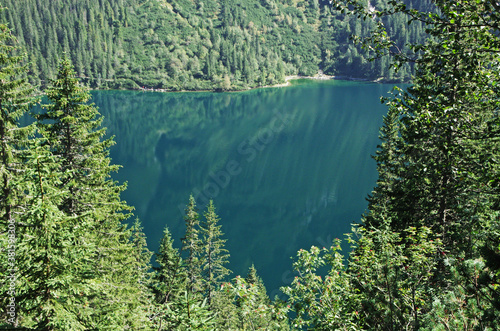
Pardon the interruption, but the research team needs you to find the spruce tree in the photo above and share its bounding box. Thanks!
[181,195,202,294]
[0,17,35,327]
[245,264,269,306]
[131,218,153,291]
[35,57,151,329]
[0,19,33,232]
[332,0,500,328]
[152,225,186,329]
[129,218,154,326]
[15,143,96,330]
[0,13,33,221]
[363,104,403,229]
[154,226,185,304]
[200,200,231,307]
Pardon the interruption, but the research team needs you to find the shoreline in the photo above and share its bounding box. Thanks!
[133,73,388,94]
[263,73,337,89]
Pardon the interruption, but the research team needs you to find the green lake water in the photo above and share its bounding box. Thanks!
[92,80,397,296]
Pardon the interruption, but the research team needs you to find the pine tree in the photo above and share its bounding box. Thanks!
[15,143,96,330]
[181,195,202,294]
[152,225,186,329]
[200,200,231,307]
[363,103,403,229]
[131,218,153,285]
[35,56,151,329]
[0,17,36,328]
[245,264,271,304]
[158,200,218,330]
[245,264,269,306]
[332,0,500,328]
[245,264,260,287]
[129,218,154,326]
[240,264,273,325]
[154,226,185,304]
[0,17,34,232]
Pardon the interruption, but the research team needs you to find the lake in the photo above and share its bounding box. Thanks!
[92,79,396,296]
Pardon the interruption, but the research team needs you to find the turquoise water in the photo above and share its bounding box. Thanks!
[93,80,397,296]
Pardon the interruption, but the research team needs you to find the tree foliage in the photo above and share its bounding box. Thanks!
[181,194,203,294]
[278,0,500,329]
[151,225,186,329]
[3,0,500,329]
[1,55,153,329]
[0,0,429,91]
[200,200,231,307]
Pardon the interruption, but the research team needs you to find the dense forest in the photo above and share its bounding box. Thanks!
[0,0,427,91]
[1,0,500,330]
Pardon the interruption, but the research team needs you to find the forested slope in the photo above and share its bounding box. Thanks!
[2,0,500,329]
[1,0,426,90]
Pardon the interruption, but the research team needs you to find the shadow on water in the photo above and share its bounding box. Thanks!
[155,134,197,163]
[94,80,400,295]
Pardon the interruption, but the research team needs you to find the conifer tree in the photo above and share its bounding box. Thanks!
[245,264,261,286]
[129,218,154,325]
[15,143,96,330]
[240,264,287,329]
[0,17,35,327]
[154,226,185,304]
[0,15,33,216]
[332,0,500,328]
[181,195,202,294]
[200,200,231,307]
[152,204,220,330]
[131,218,153,288]
[152,225,186,329]
[35,57,151,329]
[363,104,403,229]
[245,264,269,306]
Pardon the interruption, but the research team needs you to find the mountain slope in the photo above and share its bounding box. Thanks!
[1,0,426,90]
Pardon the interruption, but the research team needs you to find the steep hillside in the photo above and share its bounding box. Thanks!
[1,0,427,90]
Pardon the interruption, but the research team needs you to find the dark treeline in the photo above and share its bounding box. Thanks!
[2,0,500,330]
[0,0,427,91]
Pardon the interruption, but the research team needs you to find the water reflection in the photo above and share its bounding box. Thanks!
[94,80,395,294]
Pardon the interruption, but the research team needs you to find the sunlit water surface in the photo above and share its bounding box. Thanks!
[93,80,397,295]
